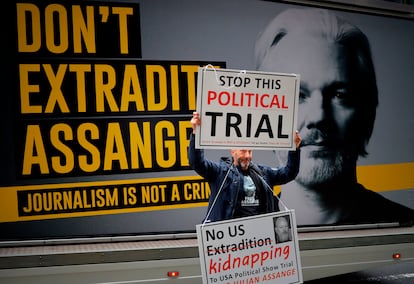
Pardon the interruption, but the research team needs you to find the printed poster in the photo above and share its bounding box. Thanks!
[196,210,303,284]
[196,67,300,150]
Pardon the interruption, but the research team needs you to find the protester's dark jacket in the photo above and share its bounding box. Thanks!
[188,134,300,222]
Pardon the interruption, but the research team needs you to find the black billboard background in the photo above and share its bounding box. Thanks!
[1,0,413,240]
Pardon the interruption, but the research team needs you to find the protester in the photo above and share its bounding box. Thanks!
[188,111,301,222]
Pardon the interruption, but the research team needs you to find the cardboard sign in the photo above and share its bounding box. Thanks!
[196,210,303,284]
[196,67,300,150]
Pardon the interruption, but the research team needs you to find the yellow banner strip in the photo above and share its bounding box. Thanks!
[0,176,207,223]
[1,163,413,223]
[273,162,414,194]
[356,162,414,192]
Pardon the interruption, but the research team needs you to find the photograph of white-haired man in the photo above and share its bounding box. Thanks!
[255,8,414,226]
[274,215,292,243]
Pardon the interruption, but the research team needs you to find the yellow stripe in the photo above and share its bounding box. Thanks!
[274,162,414,194]
[357,162,414,192]
[0,176,208,223]
[1,163,413,223]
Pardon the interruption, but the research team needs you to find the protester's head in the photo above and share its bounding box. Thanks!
[275,216,290,242]
[231,149,252,170]
[255,8,378,187]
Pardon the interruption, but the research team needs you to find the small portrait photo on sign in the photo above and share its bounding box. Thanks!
[273,215,292,244]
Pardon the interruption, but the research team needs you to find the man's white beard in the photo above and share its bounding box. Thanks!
[238,158,250,170]
[296,151,344,187]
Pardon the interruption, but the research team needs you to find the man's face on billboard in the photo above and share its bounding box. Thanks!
[260,33,362,187]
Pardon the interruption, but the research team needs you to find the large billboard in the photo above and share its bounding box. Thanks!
[1,0,413,240]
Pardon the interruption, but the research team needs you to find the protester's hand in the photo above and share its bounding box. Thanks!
[294,130,301,149]
[191,112,201,134]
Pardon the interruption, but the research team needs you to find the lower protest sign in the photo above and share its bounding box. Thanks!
[196,210,303,284]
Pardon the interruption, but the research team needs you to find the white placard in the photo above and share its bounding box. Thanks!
[196,67,300,150]
[196,210,303,284]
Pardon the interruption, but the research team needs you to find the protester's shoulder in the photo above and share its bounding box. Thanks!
[219,157,233,168]
[256,164,274,175]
